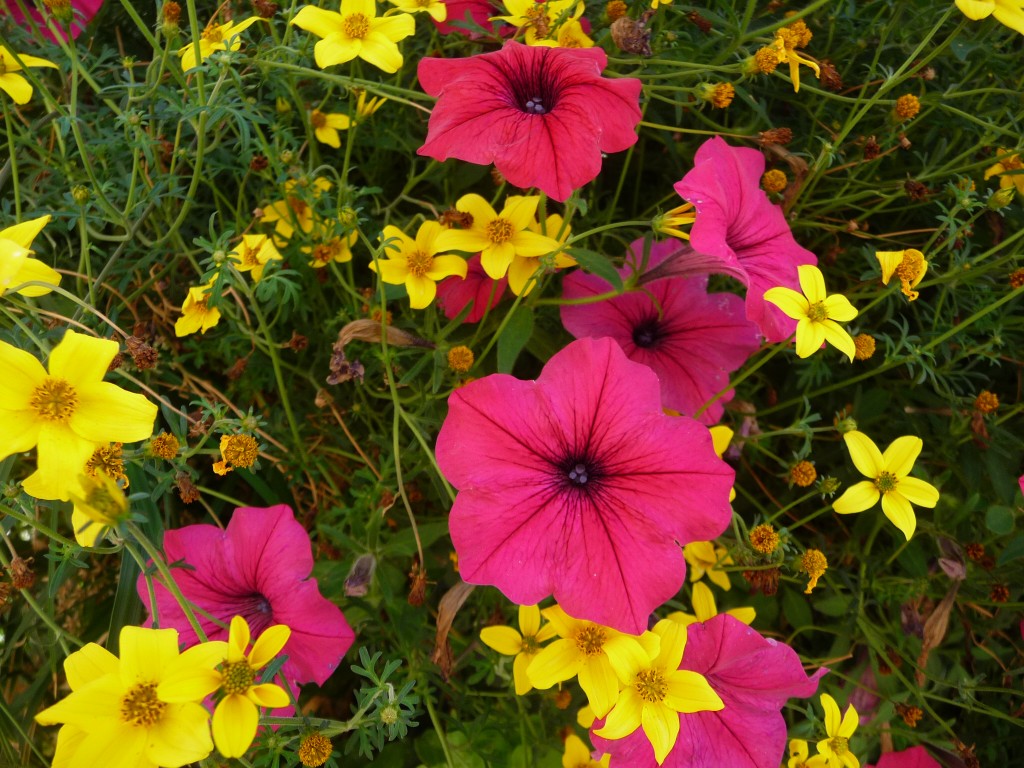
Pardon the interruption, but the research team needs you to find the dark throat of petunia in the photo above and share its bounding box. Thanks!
[496,47,568,116]
[632,316,663,348]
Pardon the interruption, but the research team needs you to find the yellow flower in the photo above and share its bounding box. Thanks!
[507,210,576,296]
[290,0,415,74]
[69,472,129,547]
[309,231,358,267]
[984,147,1024,196]
[832,431,940,540]
[231,234,282,282]
[310,108,352,148]
[35,626,220,767]
[0,46,58,104]
[594,619,723,764]
[434,194,561,280]
[955,0,1024,35]
[667,582,756,626]
[353,89,387,123]
[789,738,829,768]
[493,0,585,46]
[800,549,828,594]
[389,0,447,22]
[769,31,820,93]
[875,249,927,300]
[371,221,468,309]
[262,178,334,247]
[0,216,60,297]
[815,694,860,768]
[554,18,595,47]
[562,733,610,768]
[175,281,222,336]
[655,202,697,240]
[480,604,557,695]
[682,541,733,591]
[528,604,649,718]
[179,17,263,70]
[764,265,859,361]
[709,425,736,502]
[213,434,260,475]
[0,330,157,502]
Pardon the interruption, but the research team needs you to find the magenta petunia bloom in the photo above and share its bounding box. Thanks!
[672,137,818,342]
[561,239,760,425]
[435,337,734,634]
[417,42,642,202]
[436,253,507,323]
[432,0,499,36]
[137,504,355,687]
[867,746,942,768]
[592,614,826,768]
[2,0,104,41]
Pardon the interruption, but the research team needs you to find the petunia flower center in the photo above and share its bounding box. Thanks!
[343,13,370,38]
[807,300,828,322]
[406,250,433,277]
[486,218,515,244]
[121,682,165,726]
[632,317,662,348]
[29,378,79,422]
[634,668,668,703]
[574,625,606,656]
[874,471,899,494]
[567,462,589,484]
[828,736,850,756]
[523,96,546,115]
[222,660,256,695]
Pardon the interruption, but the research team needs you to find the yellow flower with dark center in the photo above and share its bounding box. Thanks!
[788,738,828,768]
[480,603,557,695]
[214,434,260,475]
[507,210,576,296]
[309,231,358,268]
[984,147,1024,196]
[0,46,58,104]
[800,549,828,594]
[291,0,415,74]
[0,216,60,297]
[262,178,334,247]
[876,248,928,300]
[683,541,733,591]
[230,234,282,282]
[832,430,939,540]
[176,281,223,336]
[179,17,263,70]
[493,0,588,46]
[764,265,859,360]
[310,108,352,148]
[594,619,723,763]
[815,694,860,768]
[0,330,157,502]
[69,472,129,546]
[371,221,468,309]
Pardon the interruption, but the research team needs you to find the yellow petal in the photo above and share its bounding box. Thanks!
[518,605,541,637]
[250,624,291,669]
[726,606,756,625]
[823,293,858,322]
[433,227,491,256]
[843,431,884,478]
[821,693,842,736]
[481,625,524,656]
[212,694,259,758]
[246,682,291,708]
[11,257,61,297]
[22,425,94,502]
[562,734,593,768]
[820,320,856,361]
[763,286,809,320]
[898,476,939,508]
[650,619,687,670]
[481,241,516,279]
[406,274,437,309]
[881,435,922,477]
[372,12,416,42]
[158,641,228,702]
[290,6,343,37]
[875,251,904,284]
[512,651,534,695]
[501,195,541,231]
[228,616,252,663]
[577,655,620,718]
[603,634,652,685]
[455,193,497,226]
[797,265,826,304]
[118,626,181,687]
[71,508,103,547]
[881,492,917,540]
[691,582,717,622]
[526,638,580,689]
[832,480,880,514]
[794,317,826,358]
[0,72,34,105]
[314,36,361,69]
[593,687,642,739]
[425,254,468,282]
[509,229,559,258]
[838,700,860,738]
[663,669,723,712]
[64,643,118,690]
[71,382,157,444]
[1,215,51,248]
[148,702,215,766]
[358,32,403,73]
[48,331,118,384]
[641,701,681,764]
[955,0,995,21]
[0,408,41,460]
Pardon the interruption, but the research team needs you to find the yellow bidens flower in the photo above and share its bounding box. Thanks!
[0,216,60,297]
[789,738,828,768]
[594,619,723,764]
[389,0,447,21]
[0,330,157,502]
[767,22,820,92]
[955,0,1024,36]
[494,0,592,47]
[683,541,733,591]
[179,16,263,70]
[310,108,352,148]
[176,281,222,336]
[35,626,220,768]
[832,431,940,541]
[669,581,756,626]
[984,147,1024,196]
[231,234,282,282]
[434,194,561,281]
[876,248,928,300]
[214,434,259,475]
[299,731,334,766]
[353,89,387,123]
[372,221,468,309]
[528,604,648,717]
[764,265,859,361]
[290,0,415,74]
[0,46,58,104]
[799,549,828,594]
[815,693,860,768]
[510,211,576,296]
[562,733,610,767]
[69,472,129,547]
[480,603,557,695]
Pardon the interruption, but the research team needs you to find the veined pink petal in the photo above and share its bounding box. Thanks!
[867,746,942,768]
[436,253,507,323]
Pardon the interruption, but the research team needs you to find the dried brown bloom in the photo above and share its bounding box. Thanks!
[148,432,180,460]
[490,167,505,186]
[973,390,999,414]
[250,154,269,171]
[187,410,213,438]
[286,332,309,351]
[686,10,713,33]
[896,703,924,727]
[226,356,249,381]
[605,0,627,21]
[175,472,200,504]
[817,59,843,91]
[904,179,930,201]
[9,557,35,590]
[965,543,985,562]
[758,127,793,146]
[749,524,780,555]
[990,583,1010,603]
[252,0,279,19]
[298,731,333,767]
[125,335,158,370]
[895,94,921,121]
[789,460,817,487]
[1011,268,1024,288]
[743,566,780,596]
[611,15,652,56]
[553,689,572,709]
[853,333,876,361]
[953,740,980,768]
[863,136,881,160]
[439,208,474,229]
[107,351,125,373]
[0,581,11,610]
[447,345,475,373]
[408,561,428,606]
[761,169,788,194]
[162,1,181,25]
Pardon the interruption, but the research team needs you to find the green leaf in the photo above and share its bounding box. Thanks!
[997,534,1024,566]
[782,587,813,630]
[985,505,1015,535]
[497,305,534,373]
[813,594,850,618]
[567,248,623,290]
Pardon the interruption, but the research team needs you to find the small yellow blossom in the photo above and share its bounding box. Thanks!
[213,434,259,475]
[447,346,474,373]
[655,202,697,240]
[389,0,447,22]
[372,221,468,309]
[290,0,415,74]
[799,549,828,594]
[480,604,557,695]
[310,108,352,148]
[179,17,263,70]
[508,211,576,296]
[984,147,1024,196]
[0,216,60,297]
[815,694,860,768]
[493,0,588,47]
[148,432,181,460]
[606,0,628,20]
[175,281,222,336]
[353,89,387,122]
[69,473,129,547]
[769,29,820,93]
[700,82,735,108]
[894,94,921,121]
[762,169,788,194]
[668,581,756,626]
[749,523,780,554]
[789,738,829,768]
[0,46,59,104]
[852,334,875,361]
[683,541,733,591]
[753,46,780,74]
[561,734,610,768]
[299,731,333,767]
[230,234,282,281]
[974,390,999,414]
[790,460,817,487]
[764,265,859,360]
[876,249,928,300]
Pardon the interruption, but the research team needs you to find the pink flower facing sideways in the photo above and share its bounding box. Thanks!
[417,41,642,202]
[561,238,761,425]
[591,614,827,768]
[436,253,508,323]
[137,504,354,688]
[435,337,734,634]
[672,137,817,342]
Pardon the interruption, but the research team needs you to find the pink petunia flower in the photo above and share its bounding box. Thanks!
[866,746,942,768]
[137,504,355,688]
[671,137,818,342]
[561,239,760,425]
[432,0,499,36]
[2,0,104,41]
[436,253,508,323]
[591,614,827,768]
[435,337,734,634]
[417,41,642,202]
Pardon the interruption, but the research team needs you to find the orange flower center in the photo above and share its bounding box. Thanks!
[485,218,514,244]
[634,668,667,703]
[405,250,433,277]
[310,110,327,129]
[573,625,606,656]
[121,682,165,726]
[222,660,256,695]
[29,378,79,422]
[343,13,370,38]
